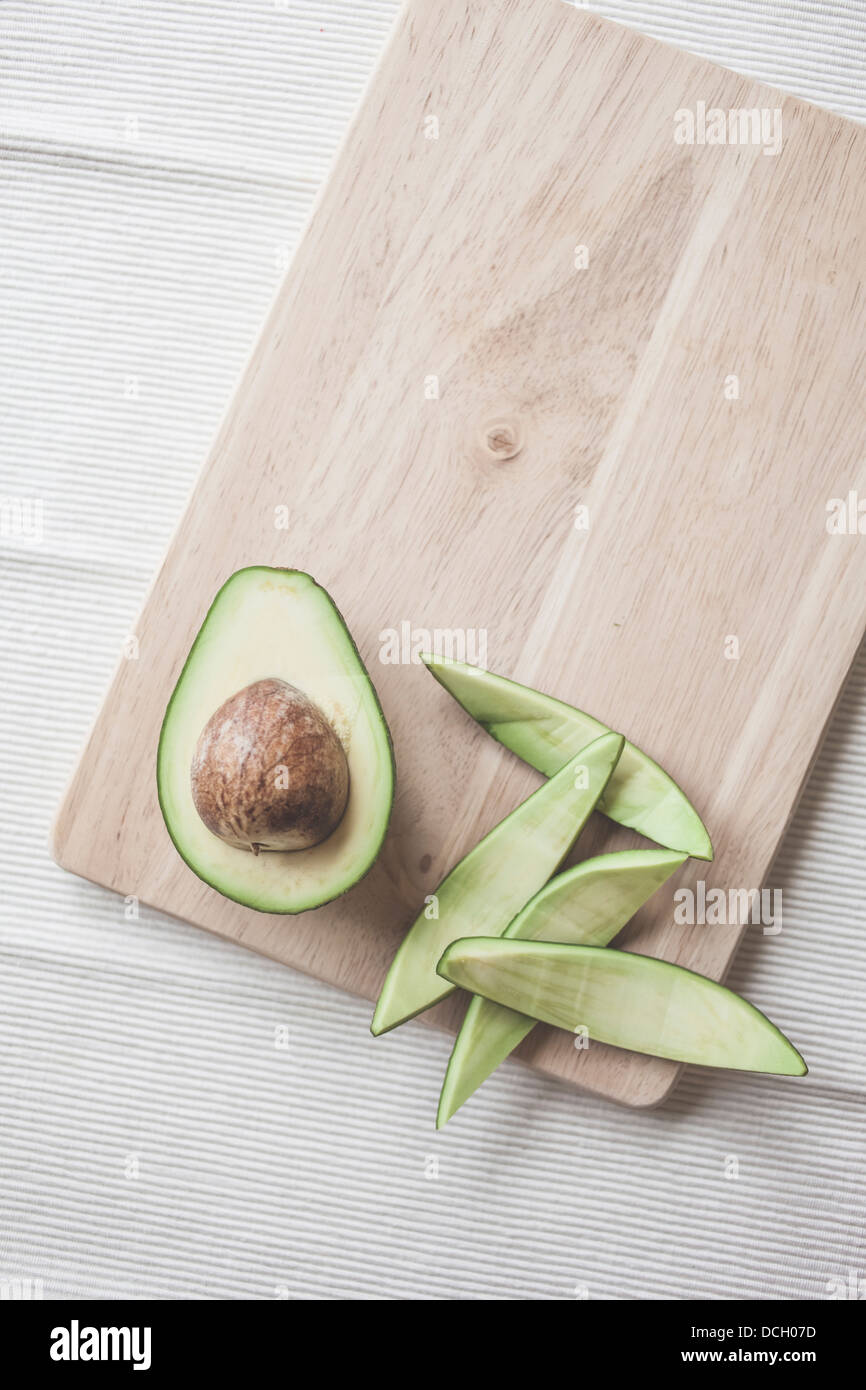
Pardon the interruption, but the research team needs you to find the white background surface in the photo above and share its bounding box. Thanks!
[2,0,865,1300]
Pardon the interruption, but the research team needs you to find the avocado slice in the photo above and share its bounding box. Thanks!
[437,939,806,1076]
[371,731,624,1035]
[157,567,394,913]
[423,655,713,860]
[437,848,686,1125]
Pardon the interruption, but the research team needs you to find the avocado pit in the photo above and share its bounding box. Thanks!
[190,677,349,853]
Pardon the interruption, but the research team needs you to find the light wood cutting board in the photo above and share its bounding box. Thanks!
[54,0,866,1108]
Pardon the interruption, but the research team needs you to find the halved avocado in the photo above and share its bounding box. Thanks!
[157,567,394,913]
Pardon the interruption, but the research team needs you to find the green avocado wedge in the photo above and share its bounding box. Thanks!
[437,848,687,1126]
[371,732,624,1036]
[437,939,807,1076]
[422,655,713,861]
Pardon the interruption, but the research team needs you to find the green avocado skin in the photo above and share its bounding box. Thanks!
[437,939,807,1077]
[423,655,713,861]
[371,732,625,1036]
[157,566,395,914]
[436,848,687,1126]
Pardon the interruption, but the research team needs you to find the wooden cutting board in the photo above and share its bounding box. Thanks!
[53,0,866,1108]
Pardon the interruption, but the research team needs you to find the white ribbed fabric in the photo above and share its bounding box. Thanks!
[1,1,864,1300]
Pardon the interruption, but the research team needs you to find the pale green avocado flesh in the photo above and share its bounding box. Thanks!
[370,731,624,1035]
[422,655,713,860]
[437,939,806,1076]
[437,848,687,1126]
[157,567,394,913]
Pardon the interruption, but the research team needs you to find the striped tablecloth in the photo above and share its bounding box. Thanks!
[1,1,864,1298]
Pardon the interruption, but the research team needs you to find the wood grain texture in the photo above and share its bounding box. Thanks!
[53,0,866,1107]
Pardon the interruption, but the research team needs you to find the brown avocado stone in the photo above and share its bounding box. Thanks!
[191,678,350,854]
